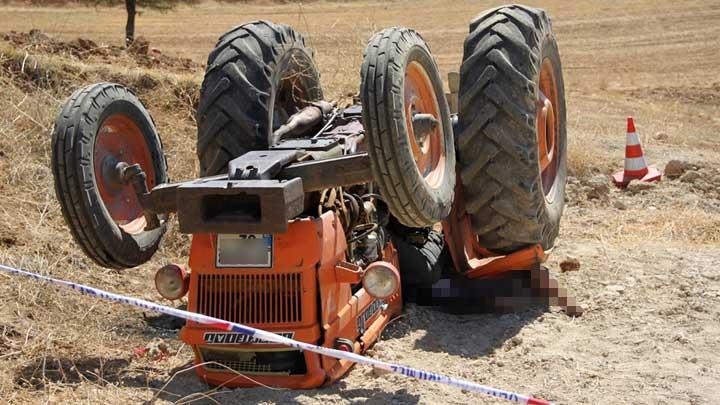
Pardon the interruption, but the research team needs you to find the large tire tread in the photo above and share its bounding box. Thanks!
[458,5,567,253]
[197,21,322,176]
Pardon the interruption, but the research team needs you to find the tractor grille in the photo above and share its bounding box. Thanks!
[200,347,307,375]
[196,273,303,324]
[205,359,274,374]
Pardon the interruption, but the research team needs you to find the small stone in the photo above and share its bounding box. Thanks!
[690,357,698,364]
[673,333,690,344]
[508,336,523,348]
[654,131,669,141]
[372,367,392,377]
[613,200,627,210]
[664,160,689,179]
[607,284,625,293]
[143,338,171,361]
[680,171,701,184]
[560,256,581,272]
[586,175,610,200]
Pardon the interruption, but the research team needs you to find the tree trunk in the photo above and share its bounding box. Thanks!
[125,0,136,47]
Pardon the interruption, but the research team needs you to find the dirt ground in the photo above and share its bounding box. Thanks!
[1,1,719,404]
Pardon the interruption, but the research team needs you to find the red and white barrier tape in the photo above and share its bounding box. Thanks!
[0,263,552,404]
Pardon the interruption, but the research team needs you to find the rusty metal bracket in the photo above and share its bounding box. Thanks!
[278,153,373,191]
[176,178,304,234]
[334,261,365,284]
[228,150,301,180]
[271,138,339,152]
[464,245,546,279]
[116,162,162,230]
[127,153,374,234]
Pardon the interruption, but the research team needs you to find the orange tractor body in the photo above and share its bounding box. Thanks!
[180,213,402,387]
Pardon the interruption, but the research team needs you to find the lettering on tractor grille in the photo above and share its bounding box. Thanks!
[196,273,303,324]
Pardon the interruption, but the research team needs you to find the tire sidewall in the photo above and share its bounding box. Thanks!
[537,34,567,248]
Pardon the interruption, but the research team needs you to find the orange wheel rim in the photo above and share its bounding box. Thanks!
[93,114,155,235]
[404,61,445,189]
[537,58,560,201]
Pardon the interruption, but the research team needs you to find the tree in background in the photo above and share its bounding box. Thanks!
[125,0,136,46]
[123,0,182,47]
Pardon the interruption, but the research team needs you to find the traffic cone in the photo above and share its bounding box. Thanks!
[612,117,662,188]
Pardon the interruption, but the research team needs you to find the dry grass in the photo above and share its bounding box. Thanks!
[0,37,200,404]
[0,1,720,403]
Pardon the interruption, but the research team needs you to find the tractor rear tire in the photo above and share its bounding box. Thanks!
[197,21,323,176]
[457,5,567,253]
[361,27,456,228]
[51,83,168,269]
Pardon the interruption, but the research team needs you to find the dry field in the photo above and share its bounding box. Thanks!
[1,0,719,404]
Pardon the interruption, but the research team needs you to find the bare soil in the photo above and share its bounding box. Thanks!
[1,1,719,404]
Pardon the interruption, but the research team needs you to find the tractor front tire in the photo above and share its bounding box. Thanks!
[457,5,567,253]
[197,21,323,176]
[361,27,456,228]
[51,83,168,269]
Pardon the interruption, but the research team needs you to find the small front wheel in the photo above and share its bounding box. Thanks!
[51,83,168,269]
[361,27,456,228]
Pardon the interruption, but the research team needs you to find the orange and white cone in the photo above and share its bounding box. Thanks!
[612,117,662,188]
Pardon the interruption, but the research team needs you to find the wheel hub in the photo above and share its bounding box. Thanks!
[411,112,439,152]
[93,114,155,235]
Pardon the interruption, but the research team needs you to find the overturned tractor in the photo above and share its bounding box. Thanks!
[51,4,566,388]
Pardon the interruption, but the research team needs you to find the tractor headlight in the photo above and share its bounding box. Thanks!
[362,261,400,300]
[155,263,189,301]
